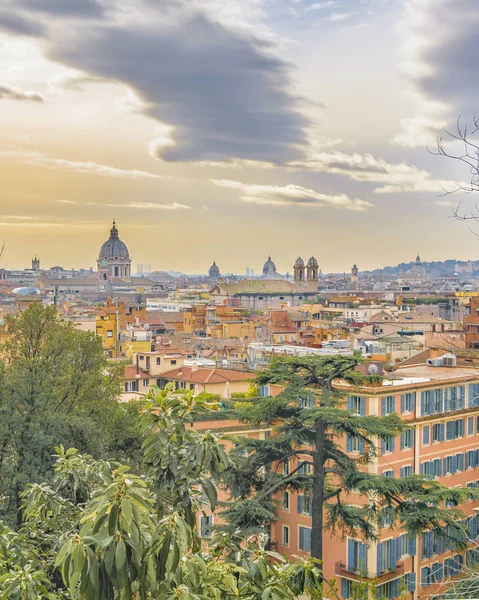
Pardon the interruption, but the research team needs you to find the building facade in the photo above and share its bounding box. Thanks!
[97,220,131,282]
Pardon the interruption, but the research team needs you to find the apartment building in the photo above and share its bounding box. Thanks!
[190,349,479,600]
[269,352,479,600]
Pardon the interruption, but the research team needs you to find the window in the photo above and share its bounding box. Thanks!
[382,396,395,416]
[283,459,290,475]
[382,436,395,454]
[377,539,396,574]
[381,507,394,528]
[432,423,445,443]
[400,429,413,450]
[401,393,415,413]
[397,534,416,557]
[347,434,364,454]
[423,425,430,445]
[124,381,138,392]
[420,459,442,478]
[382,470,394,478]
[347,539,367,574]
[298,526,311,552]
[469,382,479,407]
[143,379,149,387]
[156,357,161,365]
[283,491,290,511]
[297,494,312,516]
[259,385,271,398]
[170,359,177,365]
[466,450,479,469]
[347,396,365,416]
[377,578,402,600]
[400,465,413,478]
[200,515,213,538]
[107,330,113,338]
[298,461,313,475]
[298,396,315,408]
[282,526,289,546]
[446,419,465,440]
[114,266,119,277]
[421,566,431,588]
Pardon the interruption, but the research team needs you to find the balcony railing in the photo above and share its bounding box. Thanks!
[335,561,404,583]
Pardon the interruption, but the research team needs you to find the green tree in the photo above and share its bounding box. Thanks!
[0,387,329,599]
[223,355,474,571]
[0,304,142,526]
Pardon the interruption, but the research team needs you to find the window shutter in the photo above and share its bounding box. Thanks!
[389,538,397,570]
[406,572,416,591]
[341,579,350,599]
[391,437,395,452]
[408,535,416,556]
[459,419,465,437]
[421,392,426,415]
[360,397,366,416]
[400,432,405,450]
[446,421,454,440]
[346,435,352,453]
[469,416,474,435]
[457,453,464,472]
[439,423,445,441]
[298,495,303,514]
[401,395,405,413]
[360,542,367,574]
[423,426,430,445]
[473,515,479,539]
[460,387,465,409]
[400,467,405,478]
[382,397,387,415]
[359,438,365,454]
[452,454,458,474]
[347,396,353,410]
[377,542,383,574]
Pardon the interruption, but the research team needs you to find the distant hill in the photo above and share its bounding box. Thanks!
[361,259,479,278]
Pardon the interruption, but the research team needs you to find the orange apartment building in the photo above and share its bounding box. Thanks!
[464,296,479,349]
[194,352,479,600]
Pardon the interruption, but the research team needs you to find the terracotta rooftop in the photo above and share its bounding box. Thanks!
[124,365,149,379]
[161,366,255,384]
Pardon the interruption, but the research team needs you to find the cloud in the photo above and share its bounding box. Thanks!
[394,0,479,146]
[0,83,44,102]
[288,150,467,194]
[0,0,309,165]
[0,149,162,179]
[56,199,76,204]
[2,215,34,219]
[104,201,191,210]
[328,12,355,22]
[211,179,372,211]
[0,9,45,36]
[13,0,104,17]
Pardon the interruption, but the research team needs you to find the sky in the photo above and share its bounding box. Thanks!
[0,0,479,274]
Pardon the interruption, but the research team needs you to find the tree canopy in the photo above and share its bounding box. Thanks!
[0,304,142,526]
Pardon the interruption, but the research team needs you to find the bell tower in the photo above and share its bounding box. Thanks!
[294,257,305,283]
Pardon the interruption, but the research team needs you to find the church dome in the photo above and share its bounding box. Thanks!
[263,256,276,274]
[307,256,318,267]
[294,257,305,267]
[209,261,220,278]
[99,221,129,259]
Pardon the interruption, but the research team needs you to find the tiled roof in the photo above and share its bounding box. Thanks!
[161,366,255,384]
[124,365,149,379]
[213,280,297,294]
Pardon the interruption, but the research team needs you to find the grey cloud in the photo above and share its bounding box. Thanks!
[11,0,104,17]
[0,84,44,102]
[0,8,45,36]
[45,12,308,164]
[395,1,479,145]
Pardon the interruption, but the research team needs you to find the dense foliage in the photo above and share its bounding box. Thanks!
[0,387,329,600]
[0,305,142,526]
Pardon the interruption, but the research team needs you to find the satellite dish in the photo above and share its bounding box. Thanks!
[144,323,150,330]
[368,363,379,375]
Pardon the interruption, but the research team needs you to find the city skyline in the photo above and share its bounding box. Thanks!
[0,0,478,271]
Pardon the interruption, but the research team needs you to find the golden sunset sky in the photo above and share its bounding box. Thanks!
[0,0,477,274]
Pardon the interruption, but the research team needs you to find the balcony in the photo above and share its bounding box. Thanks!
[335,561,404,584]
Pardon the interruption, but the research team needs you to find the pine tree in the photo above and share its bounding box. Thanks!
[223,355,475,572]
